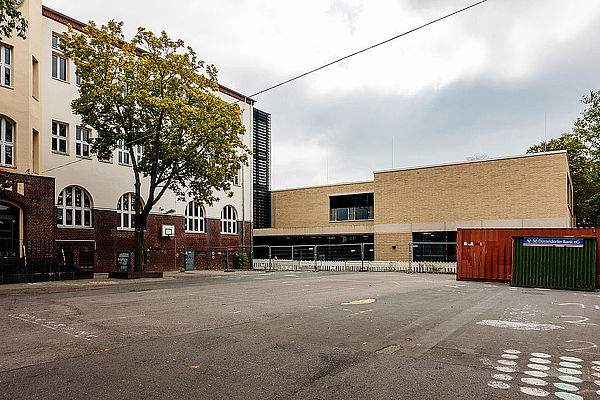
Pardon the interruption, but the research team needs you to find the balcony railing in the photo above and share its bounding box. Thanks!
[330,206,374,222]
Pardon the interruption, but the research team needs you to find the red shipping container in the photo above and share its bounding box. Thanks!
[457,227,600,288]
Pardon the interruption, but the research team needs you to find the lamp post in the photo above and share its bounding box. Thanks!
[160,208,177,270]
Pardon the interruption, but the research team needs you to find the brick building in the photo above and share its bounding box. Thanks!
[0,1,271,272]
[254,151,574,262]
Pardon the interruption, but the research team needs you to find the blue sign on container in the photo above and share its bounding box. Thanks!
[523,238,583,248]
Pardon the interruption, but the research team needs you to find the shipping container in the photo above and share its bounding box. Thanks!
[457,228,600,288]
[511,237,597,291]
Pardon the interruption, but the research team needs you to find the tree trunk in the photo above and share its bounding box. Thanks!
[134,225,145,272]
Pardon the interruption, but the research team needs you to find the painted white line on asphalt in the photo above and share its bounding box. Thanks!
[491,373,513,381]
[497,360,517,366]
[8,313,97,341]
[557,376,582,384]
[558,362,581,369]
[525,371,548,378]
[488,381,510,389]
[560,356,583,362]
[477,320,563,331]
[529,357,551,364]
[527,364,550,371]
[521,377,547,386]
[504,349,522,354]
[495,366,517,373]
[531,353,552,358]
[501,354,519,359]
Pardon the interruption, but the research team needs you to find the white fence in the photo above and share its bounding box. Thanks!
[252,259,456,274]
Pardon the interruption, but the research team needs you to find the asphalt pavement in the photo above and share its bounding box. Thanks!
[0,270,599,399]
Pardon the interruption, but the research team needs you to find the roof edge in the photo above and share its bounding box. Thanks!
[41,6,255,105]
[272,179,374,193]
[374,150,568,175]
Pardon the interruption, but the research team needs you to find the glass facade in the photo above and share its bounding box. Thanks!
[412,231,457,262]
[329,193,374,222]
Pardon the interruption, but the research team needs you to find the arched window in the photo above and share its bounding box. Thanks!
[57,186,92,227]
[185,201,204,233]
[0,116,14,167]
[117,193,142,229]
[221,205,238,234]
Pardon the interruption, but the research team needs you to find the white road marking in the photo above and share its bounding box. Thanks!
[491,373,513,381]
[553,383,579,392]
[498,359,517,366]
[553,392,582,400]
[527,364,550,371]
[531,353,552,358]
[501,354,519,359]
[488,381,510,389]
[557,368,582,375]
[8,313,97,341]
[556,303,585,309]
[529,357,551,364]
[519,386,550,396]
[521,377,548,386]
[525,371,548,378]
[477,320,563,331]
[504,349,522,354]
[495,366,517,373]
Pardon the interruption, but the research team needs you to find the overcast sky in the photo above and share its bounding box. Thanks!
[44,0,600,189]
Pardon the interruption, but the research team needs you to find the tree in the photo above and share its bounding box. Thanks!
[0,0,28,39]
[61,21,249,272]
[527,90,600,226]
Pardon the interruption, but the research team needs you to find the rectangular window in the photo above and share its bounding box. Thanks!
[329,193,374,222]
[52,121,68,154]
[75,126,90,158]
[118,140,130,165]
[233,168,240,186]
[32,56,39,99]
[135,145,143,163]
[51,34,61,50]
[0,118,14,167]
[52,53,68,82]
[75,68,81,86]
[1,45,12,87]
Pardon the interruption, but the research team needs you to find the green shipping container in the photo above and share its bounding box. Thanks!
[511,237,597,291]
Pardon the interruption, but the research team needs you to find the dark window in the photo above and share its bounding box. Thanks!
[79,251,95,268]
[412,231,457,262]
[330,193,374,221]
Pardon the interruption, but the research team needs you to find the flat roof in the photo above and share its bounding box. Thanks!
[272,151,568,192]
[374,150,567,174]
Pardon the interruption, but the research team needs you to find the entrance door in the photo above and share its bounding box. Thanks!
[0,202,19,257]
[184,251,195,271]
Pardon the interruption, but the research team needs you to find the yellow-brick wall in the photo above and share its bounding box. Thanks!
[374,152,571,225]
[271,181,374,232]
[375,232,412,261]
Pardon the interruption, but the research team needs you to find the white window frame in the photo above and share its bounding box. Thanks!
[52,121,68,154]
[0,116,14,167]
[185,201,205,233]
[75,126,91,158]
[117,140,130,165]
[51,53,68,82]
[117,193,140,230]
[51,34,63,50]
[233,168,240,186]
[1,45,12,88]
[221,205,238,234]
[57,186,93,228]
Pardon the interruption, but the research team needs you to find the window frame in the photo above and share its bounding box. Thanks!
[1,44,12,88]
[75,126,91,158]
[117,192,141,230]
[185,201,205,233]
[221,205,238,235]
[51,52,68,82]
[0,116,14,167]
[51,120,68,154]
[57,186,93,228]
[117,139,130,165]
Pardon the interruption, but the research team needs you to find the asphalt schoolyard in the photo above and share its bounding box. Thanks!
[0,270,599,399]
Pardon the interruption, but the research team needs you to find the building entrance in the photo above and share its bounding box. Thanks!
[0,202,19,257]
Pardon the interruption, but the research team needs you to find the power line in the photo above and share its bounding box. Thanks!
[41,0,487,174]
[248,0,488,98]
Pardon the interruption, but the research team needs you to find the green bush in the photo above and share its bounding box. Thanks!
[233,252,249,269]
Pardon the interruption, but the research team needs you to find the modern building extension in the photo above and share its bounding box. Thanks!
[0,0,271,272]
[254,151,574,263]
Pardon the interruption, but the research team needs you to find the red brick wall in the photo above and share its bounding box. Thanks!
[0,171,55,255]
[55,209,252,272]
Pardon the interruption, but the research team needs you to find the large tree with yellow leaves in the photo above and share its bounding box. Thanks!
[61,21,249,272]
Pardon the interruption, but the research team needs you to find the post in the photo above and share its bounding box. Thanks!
[408,243,412,273]
[313,245,318,272]
[268,245,272,271]
[291,245,294,262]
[361,243,365,272]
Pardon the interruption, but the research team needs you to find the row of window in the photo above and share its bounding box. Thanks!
[56,186,239,234]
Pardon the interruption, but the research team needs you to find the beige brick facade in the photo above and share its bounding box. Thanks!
[254,151,573,262]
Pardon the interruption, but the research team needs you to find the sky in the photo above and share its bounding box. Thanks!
[43,0,600,189]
